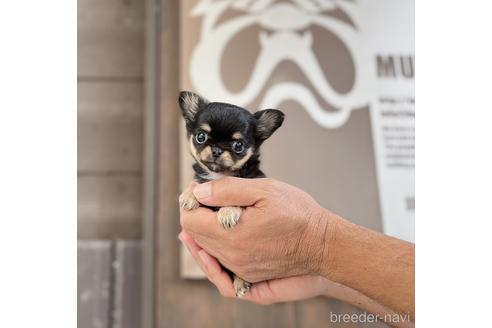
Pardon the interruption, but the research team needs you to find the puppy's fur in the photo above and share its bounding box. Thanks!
[178,91,284,297]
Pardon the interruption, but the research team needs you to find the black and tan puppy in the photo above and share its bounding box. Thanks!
[178,91,284,297]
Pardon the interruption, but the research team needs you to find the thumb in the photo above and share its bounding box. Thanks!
[192,176,268,207]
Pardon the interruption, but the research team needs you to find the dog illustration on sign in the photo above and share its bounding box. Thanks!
[189,0,370,129]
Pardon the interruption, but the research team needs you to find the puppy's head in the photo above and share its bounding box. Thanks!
[178,91,284,173]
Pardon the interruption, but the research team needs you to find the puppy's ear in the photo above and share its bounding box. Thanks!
[254,109,285,141]
[178,91,208,125]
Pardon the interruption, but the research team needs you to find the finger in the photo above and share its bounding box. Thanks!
[179,230,202,253]
[192,176,270,207]
[241,280,274,304]
[197,249,236,298]
[179,230,208,274]
[180,231,235,298]
[242,279,289,304]
[185,181,198,191]
[179,206,223,237]
[181,180,198,193]
[243,276,327,305]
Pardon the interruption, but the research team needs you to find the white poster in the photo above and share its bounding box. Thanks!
[181,0,415,279]
[360,1,415,241]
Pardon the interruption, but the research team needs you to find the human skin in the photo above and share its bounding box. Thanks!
[179,177,415,325]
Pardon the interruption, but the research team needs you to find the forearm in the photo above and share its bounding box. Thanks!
[320,211,415,320]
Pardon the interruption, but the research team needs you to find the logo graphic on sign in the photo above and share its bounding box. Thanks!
[189,0,370,128]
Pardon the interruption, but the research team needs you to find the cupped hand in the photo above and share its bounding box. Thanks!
[179,177,338,283]
[179,230,329,304]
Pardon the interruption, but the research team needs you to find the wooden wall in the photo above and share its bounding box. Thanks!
[78,0,145,238]
[78,240,142,328]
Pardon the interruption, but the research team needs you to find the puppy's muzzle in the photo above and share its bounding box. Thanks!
[211,146,223,158]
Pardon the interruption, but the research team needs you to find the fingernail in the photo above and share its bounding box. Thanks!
[193,182,212,200]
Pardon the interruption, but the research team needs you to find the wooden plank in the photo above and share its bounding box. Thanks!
[141,0,160,326]
[78,0,145,78]
[78,81,143,172]
[78,175,142,239]
[113,240,142,328]
[78,240,112,328]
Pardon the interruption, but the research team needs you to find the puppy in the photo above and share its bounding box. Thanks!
[177,91,284,297]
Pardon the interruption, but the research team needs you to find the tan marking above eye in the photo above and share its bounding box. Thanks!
[232,132,243,139]
[200,123,211,132]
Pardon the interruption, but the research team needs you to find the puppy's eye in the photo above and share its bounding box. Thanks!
[195,132,208,144]
[232,141,245,154]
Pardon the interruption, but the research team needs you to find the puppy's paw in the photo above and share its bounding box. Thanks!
[233,275,252,297]
[179,190,200,210]
[217,206,242,229]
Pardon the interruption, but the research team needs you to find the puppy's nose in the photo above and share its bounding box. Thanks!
[211,146,223,158]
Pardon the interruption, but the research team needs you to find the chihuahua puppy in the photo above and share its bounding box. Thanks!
[178,91,284,297]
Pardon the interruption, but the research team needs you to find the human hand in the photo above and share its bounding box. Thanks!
[179,230,414,327]
[178,230,330,304]
[179,177,338,283]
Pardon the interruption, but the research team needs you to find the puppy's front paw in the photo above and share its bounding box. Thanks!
[217,206,242,229]
[179,190,200,210]
[233,275,252,297]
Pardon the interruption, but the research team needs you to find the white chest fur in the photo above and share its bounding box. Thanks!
[199,171,225,181]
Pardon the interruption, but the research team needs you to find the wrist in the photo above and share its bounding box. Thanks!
[317,214,384,285]
[301,207,341,277]
[316,209,345,280]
